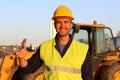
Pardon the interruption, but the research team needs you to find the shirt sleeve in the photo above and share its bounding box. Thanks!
[20,46,43,74]
[81,52,93,80]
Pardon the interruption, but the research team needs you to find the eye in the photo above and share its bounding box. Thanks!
[64,21,70,24]
[55,21,61,25]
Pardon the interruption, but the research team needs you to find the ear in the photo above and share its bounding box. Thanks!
[54,22,57,29]
[70,22,73,28]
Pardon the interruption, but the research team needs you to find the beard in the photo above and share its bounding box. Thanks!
[59,34,68,37]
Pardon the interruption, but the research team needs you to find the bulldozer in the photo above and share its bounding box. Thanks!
[0,21,120,80]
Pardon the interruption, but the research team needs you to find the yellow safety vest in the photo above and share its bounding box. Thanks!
[40,39,88,80]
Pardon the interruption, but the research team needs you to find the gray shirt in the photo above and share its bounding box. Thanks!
[59,43,65,54]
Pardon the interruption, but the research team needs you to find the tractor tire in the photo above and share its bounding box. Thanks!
[95,60,120,80]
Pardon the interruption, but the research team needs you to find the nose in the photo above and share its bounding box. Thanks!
[60,22,65,27]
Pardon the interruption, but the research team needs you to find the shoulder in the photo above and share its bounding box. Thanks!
[41,38,55,46]
[73,40,88,48]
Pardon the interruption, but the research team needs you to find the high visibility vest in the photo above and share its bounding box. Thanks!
[40,39,88,80]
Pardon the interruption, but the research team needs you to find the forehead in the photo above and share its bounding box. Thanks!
[54,17,72,21]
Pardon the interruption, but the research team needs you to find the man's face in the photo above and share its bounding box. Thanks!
[54,17,72,37]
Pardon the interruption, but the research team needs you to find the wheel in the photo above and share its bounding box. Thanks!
[95,60,120,80]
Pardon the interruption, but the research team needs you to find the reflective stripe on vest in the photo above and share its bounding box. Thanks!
[45,66,81,74]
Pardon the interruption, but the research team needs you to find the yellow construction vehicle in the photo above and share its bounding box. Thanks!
[72,21,120,80]
[0,21,120,80]
[0,39,44,80]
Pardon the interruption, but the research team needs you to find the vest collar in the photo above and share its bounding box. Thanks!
[55,34,73,57]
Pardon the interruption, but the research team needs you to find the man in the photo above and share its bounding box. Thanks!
[18,5,92,80]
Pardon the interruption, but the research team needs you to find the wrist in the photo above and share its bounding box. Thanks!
[18,58,27,67]
[18,57,25,61]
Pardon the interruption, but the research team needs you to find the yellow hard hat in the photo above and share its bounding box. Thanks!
[52,5,74,20]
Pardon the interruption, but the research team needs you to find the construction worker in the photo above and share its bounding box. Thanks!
[18,5,93,80]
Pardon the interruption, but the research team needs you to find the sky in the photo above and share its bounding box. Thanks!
[0,0,120,46]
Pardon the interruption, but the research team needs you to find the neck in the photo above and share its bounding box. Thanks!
[58,35,70,44]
